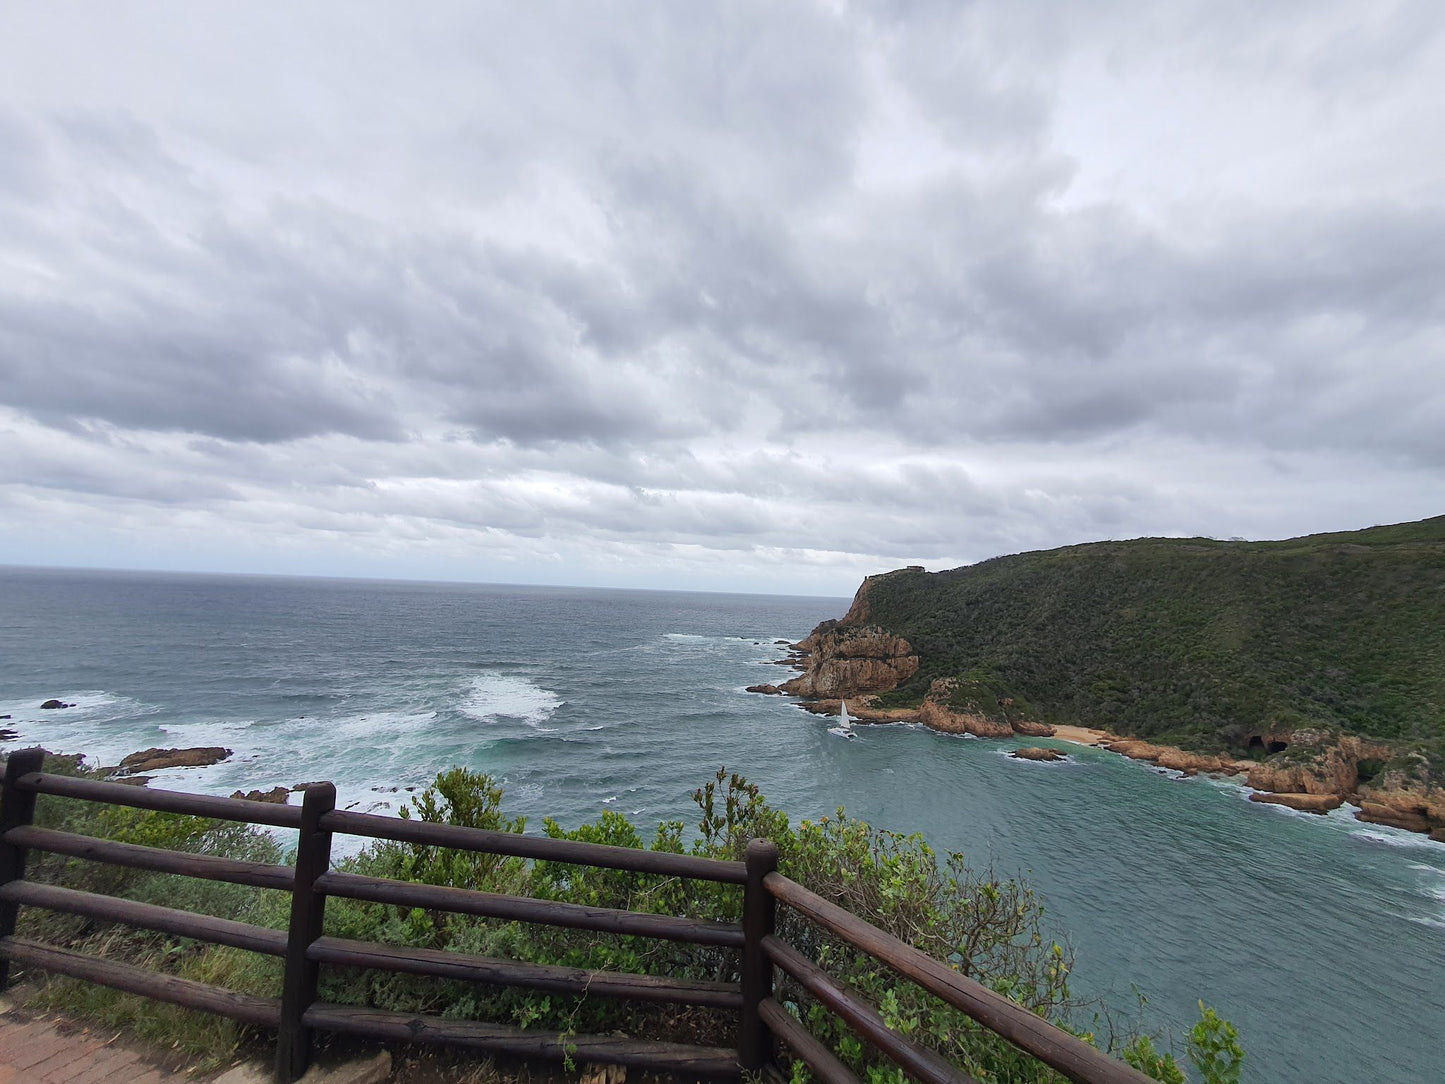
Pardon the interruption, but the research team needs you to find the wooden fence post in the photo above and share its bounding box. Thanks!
[275,782,335,1083]
[0,748,44,989]
[739,836,779,1072]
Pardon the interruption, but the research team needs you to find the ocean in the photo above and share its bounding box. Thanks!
[1,566,1441,1083]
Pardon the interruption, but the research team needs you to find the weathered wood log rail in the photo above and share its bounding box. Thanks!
[0,748,1151,1084]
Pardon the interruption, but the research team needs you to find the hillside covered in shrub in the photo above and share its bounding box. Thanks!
[861,517,1445,756]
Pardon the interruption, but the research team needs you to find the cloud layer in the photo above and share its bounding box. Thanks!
[1,1,1441,593]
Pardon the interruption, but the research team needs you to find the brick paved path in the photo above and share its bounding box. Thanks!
[0,1014,190,1083]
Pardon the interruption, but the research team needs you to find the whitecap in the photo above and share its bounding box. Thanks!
[602,795,618,804]
[457,672,562,726]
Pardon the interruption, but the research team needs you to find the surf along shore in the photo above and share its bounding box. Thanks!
[749,622,1445,843]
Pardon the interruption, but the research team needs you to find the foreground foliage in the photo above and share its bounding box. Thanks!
[14,757,1242,1081]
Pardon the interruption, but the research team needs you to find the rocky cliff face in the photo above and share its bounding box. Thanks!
[1355,759,1445,834]
[781,563,1445,839]
[780,624,919,698]
[1244,730,1392,796]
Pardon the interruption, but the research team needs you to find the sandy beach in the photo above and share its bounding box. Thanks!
[1048,724,1115,746]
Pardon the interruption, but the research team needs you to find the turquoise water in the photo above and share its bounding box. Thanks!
[2,566,1441,1082]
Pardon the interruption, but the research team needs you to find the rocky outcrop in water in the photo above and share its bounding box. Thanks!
[231,786,290,804]
[1012,747,1065,762]
[1248,791,1343,814]
[1104,741,1253,776]
[1354,759,1445,833]
[40,699,73,709]
[115,747,232,775]
[918,697,1012,737]
[779,624,919,699]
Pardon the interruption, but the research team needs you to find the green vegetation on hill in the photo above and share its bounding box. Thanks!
[866,517,1445,756]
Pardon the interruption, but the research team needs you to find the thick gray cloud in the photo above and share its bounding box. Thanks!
[0,1,1441,593]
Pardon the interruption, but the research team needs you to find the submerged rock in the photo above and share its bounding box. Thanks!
[39,699,72,710]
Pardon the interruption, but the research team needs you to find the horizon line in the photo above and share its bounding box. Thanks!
[0,560,854,602]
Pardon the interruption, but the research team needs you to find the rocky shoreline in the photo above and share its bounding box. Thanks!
[756,623,1445,844]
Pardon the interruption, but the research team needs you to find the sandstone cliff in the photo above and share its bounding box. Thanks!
[1354,758,1445,833]
[778,550,1445,840]
[1243,730,1392,796]
[780,624,919,699]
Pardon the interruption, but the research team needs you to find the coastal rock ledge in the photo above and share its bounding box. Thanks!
[1248,792,1343,814]
[115,747,232,775]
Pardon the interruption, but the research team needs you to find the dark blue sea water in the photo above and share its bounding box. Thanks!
[2,566,1442,1083]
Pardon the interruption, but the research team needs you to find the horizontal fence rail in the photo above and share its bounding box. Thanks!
[21,770,306,828]
[0,749,1151,1084]
[315,869,745,946]
[0,935,283,1028]
[8,824,297,890]
[323,807,748,882]
[763,873,1155,1084]
[306,935,743,1009]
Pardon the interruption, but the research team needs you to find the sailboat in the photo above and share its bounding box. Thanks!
[827,699,857,739]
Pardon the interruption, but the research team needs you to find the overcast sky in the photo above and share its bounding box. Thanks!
[1,2,1441,595]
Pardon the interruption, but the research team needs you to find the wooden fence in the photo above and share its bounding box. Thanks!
[0,748,1151,1084]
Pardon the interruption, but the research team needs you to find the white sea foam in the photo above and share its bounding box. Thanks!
[1,690,155,723]
[1350,828,1445,851]
[457,672,562,727]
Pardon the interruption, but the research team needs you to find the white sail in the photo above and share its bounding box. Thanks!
[840,699,851,729]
